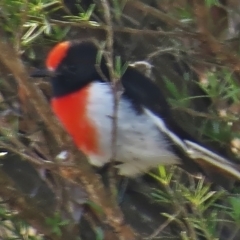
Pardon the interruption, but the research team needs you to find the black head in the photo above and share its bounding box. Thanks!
[32,40,109,97]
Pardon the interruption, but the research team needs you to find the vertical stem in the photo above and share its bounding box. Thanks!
[101,0,119,195]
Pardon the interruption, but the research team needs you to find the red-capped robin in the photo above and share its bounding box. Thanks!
[31,40,240,182]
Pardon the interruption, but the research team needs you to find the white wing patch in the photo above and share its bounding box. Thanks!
[145,107,240,180]
[144,109,188,152]
[184,140,240,179]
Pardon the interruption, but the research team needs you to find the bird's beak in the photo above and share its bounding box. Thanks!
[30,69,55,78]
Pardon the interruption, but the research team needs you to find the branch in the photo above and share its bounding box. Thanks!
[127,0,192,32]
[49,18,198,38]
[100,0,119,198]
[0,154,77,240]
[193,0,240,75]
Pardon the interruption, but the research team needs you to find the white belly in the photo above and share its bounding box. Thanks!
[86,82,179,176]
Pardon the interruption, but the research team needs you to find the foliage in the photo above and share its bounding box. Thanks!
[150,166,240,239]
[1,0,240,239]
[0,201,43,240]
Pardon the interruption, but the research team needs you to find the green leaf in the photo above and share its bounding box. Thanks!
[45,212,69,237]
[95,227,104,240]
[205,0,219,7]
[227,196,240,223]
[86,200,104,215]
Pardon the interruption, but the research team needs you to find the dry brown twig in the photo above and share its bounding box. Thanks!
[193,0,240,75]
[100,0,120,200]
[98,2,139,239]
[127,0,193,32]
[0,161,79,240]
[148,210,180,239]
[49,18,199,38]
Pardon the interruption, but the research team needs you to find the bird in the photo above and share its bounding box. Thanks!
[31,39,240,182]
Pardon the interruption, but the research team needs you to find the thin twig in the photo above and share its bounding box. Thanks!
[48,19,199,38]
[164,184,198,239]
[0,141,75,169]
[127,0,193,32]
[172,106,220,120]
[192,0,240,77]
[101,0,119,197]
[228,225,240,240]
[15,0,28,54]
[0,141,46,166]
[148,210,180,239]
[0,166,77,240]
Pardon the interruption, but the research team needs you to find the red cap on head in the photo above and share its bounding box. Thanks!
[46,41,70,71]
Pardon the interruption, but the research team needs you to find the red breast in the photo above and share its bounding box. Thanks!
[51,85,102,155]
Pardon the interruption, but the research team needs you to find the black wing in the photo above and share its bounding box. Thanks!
[121,66,194,141]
